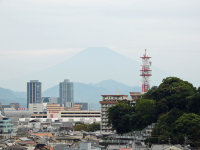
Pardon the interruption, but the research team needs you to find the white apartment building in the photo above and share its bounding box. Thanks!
[99,95,128,133]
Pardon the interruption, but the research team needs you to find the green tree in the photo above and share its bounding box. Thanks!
[145,77,196,111]
[143,86,158,100]
[74,122,100,132]
[87,123,100,132]
[132,99,157,130]
[173,113,200,146]
[107,102,133,134]
[150,108,184,144]
[155,98,169,116]
[187,93,200,114]
[74,123,87,131]
[107,77,199,144]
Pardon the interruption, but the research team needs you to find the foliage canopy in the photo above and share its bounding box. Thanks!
[107,77,200,146]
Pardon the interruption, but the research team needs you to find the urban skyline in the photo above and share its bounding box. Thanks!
[0,0,199,149]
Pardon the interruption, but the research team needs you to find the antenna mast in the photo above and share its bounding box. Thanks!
[140,49,152,93]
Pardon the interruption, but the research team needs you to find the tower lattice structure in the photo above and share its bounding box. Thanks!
[140,49,152,93]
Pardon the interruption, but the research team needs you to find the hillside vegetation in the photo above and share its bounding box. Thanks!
[108,77,200,146]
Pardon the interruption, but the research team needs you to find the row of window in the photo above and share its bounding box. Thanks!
[61,113,100,115]
[61,116,100,118]
[31,116,47,118]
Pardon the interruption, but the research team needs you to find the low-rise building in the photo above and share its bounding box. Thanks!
[31,112,47,118]
[0,116,13,134]
[130,92,142,100]
[23,109,101,124]
[47,103,64,119]
[151,144,185,150]
[65,104,82,111]
[129,92,142,107]
[60,110,101,123]
[29,103,45,114]
[75,102,89,110]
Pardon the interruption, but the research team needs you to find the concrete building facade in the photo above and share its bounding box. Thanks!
[75,102,88,110]
[27,80,42,108]
[130,92,142,100]
[99,95,128,132]
[0,114,13,134]
[27,110,101,124]
[59,79,74,108]
[29,103,44,114]
[46,103,64,119]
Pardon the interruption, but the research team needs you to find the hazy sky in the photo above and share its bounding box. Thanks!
[0,0,200,89]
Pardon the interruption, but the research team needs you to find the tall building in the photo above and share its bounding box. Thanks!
[59,79,74,108]
[27,80,42,108]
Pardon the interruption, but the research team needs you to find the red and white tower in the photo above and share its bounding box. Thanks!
[140,49,152,93]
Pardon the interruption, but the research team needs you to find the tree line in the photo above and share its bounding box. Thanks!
[107,77,200,146]
[74,122,100,132]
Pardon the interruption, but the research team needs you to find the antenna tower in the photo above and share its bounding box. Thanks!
[140,49,152,93]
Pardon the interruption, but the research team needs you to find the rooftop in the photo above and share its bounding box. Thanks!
[100,101,119,104]
[102,95,128,96]
[30,132,53,137]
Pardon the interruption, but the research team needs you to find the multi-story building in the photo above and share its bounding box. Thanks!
[65,103,85,111]
[29,103,45,114]
[130,92,142,100]
[47,103,64,118]
[99,95,128,132]
[28,109,100,124]
[27,80,42,108]
[42,97,58,104]
[75,102,88,110]
[60,110,100,123]
[0,116,13,134]
[59,79,74,108]
[129,92,142,107]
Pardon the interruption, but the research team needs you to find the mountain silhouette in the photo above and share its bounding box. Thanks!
[38,47,141,90]
[0,80,140,110]
[1,47,167,91]
[43,79,141,110]
[0,87,26,106]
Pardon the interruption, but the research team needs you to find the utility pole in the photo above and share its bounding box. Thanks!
[168,137,171,145]
[184,136,187,150]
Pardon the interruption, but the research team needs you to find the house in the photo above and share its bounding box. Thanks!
[151,144,186,150]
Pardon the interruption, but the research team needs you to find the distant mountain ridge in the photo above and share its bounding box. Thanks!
[0,80,141,109]
[0,47,167,109]
[43,79,141,109]
[0,47,167,91]
[0,87,26,106]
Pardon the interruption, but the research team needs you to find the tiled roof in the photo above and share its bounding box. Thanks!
[101,95,128,96]
[31,132,53,137]
[99,101,119,104]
